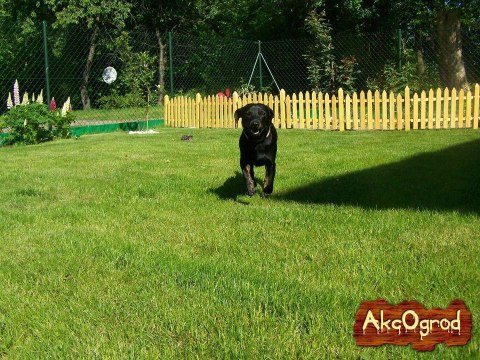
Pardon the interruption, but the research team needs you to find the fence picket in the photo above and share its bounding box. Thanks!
[332,95,338,130]
[311,91,318,129]
[458,89,465,128]
[396,94,403,130]
[367,90,373,130]
[299,92,305,129]
[360,91,366,130]
[413,92,419,130]
[435,88,441,129]
[428,89,434,129]
[346,94,351,130]
[443,88,449,129]
[319,92,325,130]
[338,89,345,131]
[325,93,331,130]
[474,84,480,129]
[451,88,457,129]
[305,91,311,129]
[292,93,298,129]
[286,95,292,129]
[382,91,388,130]
[466,90,472,128]
[389,91,395,130]
[353,92,358,130]
[405,87,410,131]
[280,89,286,129]
[374,90,380,130]
[420,91,426,129]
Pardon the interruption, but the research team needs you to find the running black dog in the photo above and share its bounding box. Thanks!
[234,104,277,196]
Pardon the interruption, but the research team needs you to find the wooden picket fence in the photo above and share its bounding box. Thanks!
[164,84,480,131]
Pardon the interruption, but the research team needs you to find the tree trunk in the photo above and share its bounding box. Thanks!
[436,9,467,89]
[155,28,166,105]
[80,22,99,110]
[414,32,425,78]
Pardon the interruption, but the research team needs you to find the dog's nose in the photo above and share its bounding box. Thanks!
[251,120,260,129]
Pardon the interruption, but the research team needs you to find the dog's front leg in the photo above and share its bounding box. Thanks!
[242,164,256,196]
[263,162,276,194]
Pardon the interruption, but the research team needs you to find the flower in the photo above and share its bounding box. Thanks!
[50,97,56,111]
[13,79,20,106]
[6,92,13,109]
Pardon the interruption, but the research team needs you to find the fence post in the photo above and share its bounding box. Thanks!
[258,40,263,91]
[168,32,174,98]
[42,21,51,104]
[397,29,402,71]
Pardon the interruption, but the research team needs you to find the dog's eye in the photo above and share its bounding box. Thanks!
[258,110,266,117]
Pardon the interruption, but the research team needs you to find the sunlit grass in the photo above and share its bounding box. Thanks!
[0,128,479,358]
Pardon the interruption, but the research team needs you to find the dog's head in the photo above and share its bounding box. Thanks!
[234,104,274,139]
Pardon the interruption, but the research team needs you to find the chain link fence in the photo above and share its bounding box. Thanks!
[1,22,479,127]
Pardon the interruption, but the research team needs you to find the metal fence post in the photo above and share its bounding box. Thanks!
[168,32,174,98]
[397,29,402,71]
[258,40,263,91]
[42,21,51,104]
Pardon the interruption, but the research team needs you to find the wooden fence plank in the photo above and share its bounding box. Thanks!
[389,91,395,130]
[305,91,311,129]
[458,89,465,128]
[367,90,373,130]
[413,92,419,130]
[353,92,358,130]
[325,93,331,130]
[332,95,338,130]
[443,88,449,129]
[382,91,388,130]
[405,87,411,131]
[374,90,380,130]
[435,88,441,129]
[396,93,403,130]
[280,89,286,129]
[346,94,351,130]
[299,92,305,129]
[312,91,318,129]
[420,91,426,129]
[286,95,292,129]
[292,93,298,129]
[338,89,345,131]
[428,89,434,129]
[451,88,457,129]
[360,91,366,130]
[466,90,472,128]
[474,84,480,129]
[319,92,325,130]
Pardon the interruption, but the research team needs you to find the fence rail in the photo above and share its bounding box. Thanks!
[164,84,480,131]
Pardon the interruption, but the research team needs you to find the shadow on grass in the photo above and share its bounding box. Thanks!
[274,139,480,214]
[210,172,247,203]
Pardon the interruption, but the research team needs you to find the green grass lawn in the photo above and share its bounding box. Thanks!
[0,128,479,358]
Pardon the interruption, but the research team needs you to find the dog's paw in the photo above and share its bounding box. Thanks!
[263,185,273,194]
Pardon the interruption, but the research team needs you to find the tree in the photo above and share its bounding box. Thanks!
[44,0,132,109]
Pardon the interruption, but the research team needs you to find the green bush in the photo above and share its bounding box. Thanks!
[98,91,145,109]
[0,103,73,145]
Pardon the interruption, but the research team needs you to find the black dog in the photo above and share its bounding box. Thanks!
[234,104,277,196]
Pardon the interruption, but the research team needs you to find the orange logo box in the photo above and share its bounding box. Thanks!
[353,299,472,351]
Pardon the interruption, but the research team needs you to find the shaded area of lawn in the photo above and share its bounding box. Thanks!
[275,139,480,214]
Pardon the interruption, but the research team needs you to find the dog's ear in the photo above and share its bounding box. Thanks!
[266,106,274,124]
[234,107,243,129]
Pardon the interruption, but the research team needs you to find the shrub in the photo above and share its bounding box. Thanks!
[0,102,74,145]
[98,91,145,109]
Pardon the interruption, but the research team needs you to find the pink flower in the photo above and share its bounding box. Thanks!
[50,97,56,111]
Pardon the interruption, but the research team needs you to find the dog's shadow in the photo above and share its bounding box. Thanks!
[210,172,263,203]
